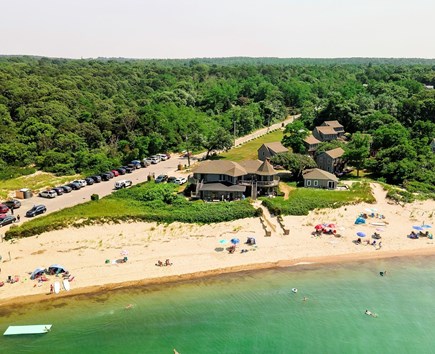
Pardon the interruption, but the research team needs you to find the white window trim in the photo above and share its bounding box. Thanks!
[313,180,319,186]
[306,180,311,186]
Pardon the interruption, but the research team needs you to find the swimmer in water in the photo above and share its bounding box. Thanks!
[303,296,308,301]
[125,304,134,310]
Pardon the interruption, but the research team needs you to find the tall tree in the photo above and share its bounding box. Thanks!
[344,133,371,177]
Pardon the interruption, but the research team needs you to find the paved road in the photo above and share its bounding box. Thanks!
[1,115,298,232]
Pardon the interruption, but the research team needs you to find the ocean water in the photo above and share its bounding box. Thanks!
[1,256,435,354]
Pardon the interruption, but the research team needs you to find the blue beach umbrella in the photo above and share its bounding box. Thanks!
[422,225,432,229]
[356,232,366,237]
[413,226,424,231]
[231,238,240,245]
[219,239,228,245]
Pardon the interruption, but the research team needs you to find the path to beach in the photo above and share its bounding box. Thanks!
[0,183,433,306]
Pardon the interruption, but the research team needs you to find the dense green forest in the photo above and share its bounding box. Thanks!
[0,57,434,192]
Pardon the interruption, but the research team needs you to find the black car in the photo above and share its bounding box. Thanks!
[100,173,112,181]
[53,187,64,196]
[85,177,95,185]
[155,174,168,183]
[61,185,72,193]
[3,199,21,209]
[130,160,142,169]
[106,171,114,179]
[167,176,177,183]
[0,215,16,227]
[25,205,47,217]
[67,182,82,190]
[116,167,126,175]
[122,166,134,173]
[91,175,102,183]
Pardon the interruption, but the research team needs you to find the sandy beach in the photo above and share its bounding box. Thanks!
[0,183,434,307]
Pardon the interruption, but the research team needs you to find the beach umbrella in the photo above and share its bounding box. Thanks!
[30,267,46,280]
[315,224,323,230]
[422,225,432,229]
[328,223,337,229]
[413,226,424,231]
[231,238,240,245]
[219,239,228,245]
[357,232,366,237]
[48,264,67,274]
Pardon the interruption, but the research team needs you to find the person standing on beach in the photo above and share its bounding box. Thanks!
[10,207,14,215]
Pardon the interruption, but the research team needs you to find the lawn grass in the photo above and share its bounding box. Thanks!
[261,182,375,216]
[5,182,258,239]
[219,130,284,161]
[0,172,79,200]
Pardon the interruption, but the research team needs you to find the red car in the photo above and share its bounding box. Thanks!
[0,204,10,214]
[111,170,120,177]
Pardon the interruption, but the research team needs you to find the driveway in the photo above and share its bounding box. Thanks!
[1,115,298,232]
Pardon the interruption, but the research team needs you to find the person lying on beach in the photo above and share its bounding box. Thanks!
[155,260,163,267]
[165,259,173,266]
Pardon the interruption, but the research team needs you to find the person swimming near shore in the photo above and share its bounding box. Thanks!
[125,304,134,310]
[303,296,308,302]
[365,309,378,317]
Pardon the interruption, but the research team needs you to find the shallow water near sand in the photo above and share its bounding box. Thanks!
[1,256,435,353]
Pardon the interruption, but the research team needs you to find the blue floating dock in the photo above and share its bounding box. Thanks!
[4,325,52,336]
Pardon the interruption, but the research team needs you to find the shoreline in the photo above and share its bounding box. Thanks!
[2,246,434,309]
[0,182,433,309]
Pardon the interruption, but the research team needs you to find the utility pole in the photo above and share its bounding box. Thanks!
[233,118,236,147]
[185,134,191,167]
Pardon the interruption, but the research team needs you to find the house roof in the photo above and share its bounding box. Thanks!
[256,159,277,175]
[315,126,338,135]
[302,168,338,182]
[199,183,246,192]
[324,147,345,159]
[193,160,247,177]
[261,142,288,154]
[238,160,263,174]
[323,120,344,129]
[304,134,321,145]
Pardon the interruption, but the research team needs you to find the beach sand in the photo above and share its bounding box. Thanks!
[0,183,433,306]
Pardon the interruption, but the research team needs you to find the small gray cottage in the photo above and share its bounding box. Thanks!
[258,142,288,161]
[313,126,338,142]
[302,168,338,190]
[304,134,321,155]
[321,120,345,137]
[316,147,345,174]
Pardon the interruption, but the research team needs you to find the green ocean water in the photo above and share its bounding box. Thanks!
[1,256,435,354]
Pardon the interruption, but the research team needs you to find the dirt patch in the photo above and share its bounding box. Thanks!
[279,182,295,200]
[31,249,46,255]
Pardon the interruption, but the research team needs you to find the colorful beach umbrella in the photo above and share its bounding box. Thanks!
[357,232,366,237]
[315,224,323,230]
[231,238,240,245]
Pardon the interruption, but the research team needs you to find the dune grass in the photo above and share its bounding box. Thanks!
[261,182,375,216]
[5,182,258,239]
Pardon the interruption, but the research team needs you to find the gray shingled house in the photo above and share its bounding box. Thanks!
[258,142,288,161]
[321,120,345,137]
[191,159,279,200]
[302,168,338,189]
[316,147,345,174]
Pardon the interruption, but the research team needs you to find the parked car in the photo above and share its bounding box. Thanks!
[3,199,21,209]
[155,174,168,183]
[100,173,112,181]
[111,170,120,177]
[52,187,64,196]
[150,155,161,164]
[158,153,169,161]
[107,171,115,179]
[0,214,16,227]
[144,157,153,164]
[167,176,177,183]
[122,166,134,173]
[61,185,72,193]
[91,175,102,183]
[141,159,150,168]
[130,160,142,169]
[0,204,10,214]
[116,167,127,175]
[85,177,95,185]
[73,180,87,188]
[114,180,133,189]
[67,181,82,190]
[174,177,188,185]
[26,205,47,217]
[39,190,57,198]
